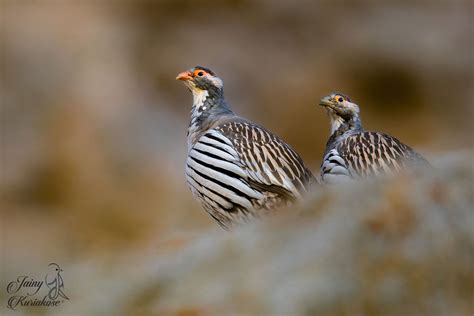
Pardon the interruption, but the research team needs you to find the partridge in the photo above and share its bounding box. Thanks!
[177,66,316,228]
[319,93,429,183]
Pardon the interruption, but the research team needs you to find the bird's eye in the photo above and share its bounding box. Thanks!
[338,97,344,102]
[197,71,204,76]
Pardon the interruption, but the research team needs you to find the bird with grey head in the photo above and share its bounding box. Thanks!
[318,92,429,183]
[176,66,316,229]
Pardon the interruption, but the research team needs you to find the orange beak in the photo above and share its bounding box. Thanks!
[176,71,193,81]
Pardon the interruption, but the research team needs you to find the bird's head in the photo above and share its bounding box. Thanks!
[319,93,359,119]
[319,93,361,133]
[176,66,223,95]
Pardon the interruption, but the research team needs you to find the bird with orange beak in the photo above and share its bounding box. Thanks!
[177,66,316,229]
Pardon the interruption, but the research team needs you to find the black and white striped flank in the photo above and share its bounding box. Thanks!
[186,121,314,229]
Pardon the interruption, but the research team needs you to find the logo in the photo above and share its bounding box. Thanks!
[6,263,69,310]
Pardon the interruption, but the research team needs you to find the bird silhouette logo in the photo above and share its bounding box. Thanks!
[45,263,69,300]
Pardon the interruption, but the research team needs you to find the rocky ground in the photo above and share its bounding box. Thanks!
[4,152,472,316]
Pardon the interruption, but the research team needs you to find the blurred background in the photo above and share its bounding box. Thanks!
[1,1,473,315]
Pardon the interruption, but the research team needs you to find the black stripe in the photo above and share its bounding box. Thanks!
[367,153,374,164]
[293,178,304,193]
[198,140,232,155]
[374,156,382,169]
[203,186,239,213]
[189,181,219,207]
[273,143,301,177]
[187,164,253,205]
[393,144,404,157]
[353,157,362,173]
[205,133,230,146]
[187,181,204,199]
[187,178,230,211]
[190,175,240,213]
[192,148,231,163]
[188,166,250,211]
[209,213,228,229]
[329,158,344,165]
[189,155,243,182]
[266,145,279,162]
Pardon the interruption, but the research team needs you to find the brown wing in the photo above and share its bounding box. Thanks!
[337,131,429,178]
[215,120,316,198]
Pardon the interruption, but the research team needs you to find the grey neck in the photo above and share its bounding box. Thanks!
[187,87,234,147]
[326,114,363,148]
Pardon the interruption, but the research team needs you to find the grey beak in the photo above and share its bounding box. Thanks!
[319,96,333,107]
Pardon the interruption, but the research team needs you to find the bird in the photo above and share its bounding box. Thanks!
[176,66,316,229]
[45,263,69,301]
[318,93,429,184]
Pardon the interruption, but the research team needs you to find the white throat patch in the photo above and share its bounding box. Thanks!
[328,110,345,134]
[192,89,209,110]
[188,89,210,148]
